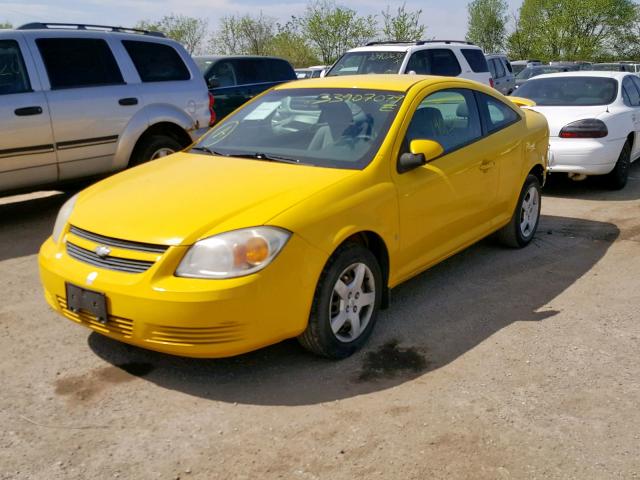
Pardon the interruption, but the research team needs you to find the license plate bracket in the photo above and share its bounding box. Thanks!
[65,283,108,324]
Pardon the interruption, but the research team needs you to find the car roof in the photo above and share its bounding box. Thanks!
[531,71,628,80]
[194,55,289,62]
[347,43,481,53]
[274,74,476,92]
[0,28,171,43]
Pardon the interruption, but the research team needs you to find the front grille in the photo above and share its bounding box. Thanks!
[69,226,168,254]
[146,323,244,346]
[66,242,154,273]
[57,296,133,338]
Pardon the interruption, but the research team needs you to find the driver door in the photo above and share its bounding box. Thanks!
[393,87,499,281]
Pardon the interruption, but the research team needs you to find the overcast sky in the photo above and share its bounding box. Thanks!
[2,0,524,45]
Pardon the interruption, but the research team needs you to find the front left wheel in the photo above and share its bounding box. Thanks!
[298,243,382,359]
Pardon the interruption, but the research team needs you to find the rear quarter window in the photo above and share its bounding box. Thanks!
[0,40,31,94]
[36,38,124,89]
[462,49,489,73]
[122,40,190,82]
[265,59,296,81]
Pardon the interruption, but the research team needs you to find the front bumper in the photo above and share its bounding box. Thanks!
[39,232,327,358]
[548,137,625,175]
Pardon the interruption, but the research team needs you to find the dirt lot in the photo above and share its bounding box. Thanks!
[1,167,639,480]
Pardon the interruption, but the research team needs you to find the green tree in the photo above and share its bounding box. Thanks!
[466,0,508,53]
[136,14,208,54]
[213,13,275,55]
[267,22,321,67]
[381,3,426,41]
[507,0,635,61]
[297,0,377,64]
[0,21,12,29]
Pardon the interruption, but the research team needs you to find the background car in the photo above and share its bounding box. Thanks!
[510,59,542,75]
[194,55,296,123]
[0,22,212,195]
[325,40,492,86]
[515,71,640,189]
[589,62,640,74]
[295,65,327,79]
[486,53,515,94]
[39,75,548,360]
[515,64,580,88]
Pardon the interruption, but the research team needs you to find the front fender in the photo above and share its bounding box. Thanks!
[112,104,200,170]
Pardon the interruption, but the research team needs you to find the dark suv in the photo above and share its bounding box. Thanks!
[194,56,296,123]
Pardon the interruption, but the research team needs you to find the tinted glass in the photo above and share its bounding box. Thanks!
[631,76,640,98]
[208,61,236,87]
[494,58,505,78]
[195,88,405,170]
[622,76,640,106]
[516,77,618,106]
[462,49,489,72]
[36,38,123,89]
[504,59,513,73]
[0,40,31,95]
[123,40,189,82]
[265,59,295,81]
[406,89,481,153]
[327,52,405,76]
[488,59,497,77]
[406,49,462,76]
[232,58,262,84]
[477,92,520,133]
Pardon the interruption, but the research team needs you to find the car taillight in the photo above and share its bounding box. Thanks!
[559,119,608,138]
[208,92,216,127]
[489,78,494,88]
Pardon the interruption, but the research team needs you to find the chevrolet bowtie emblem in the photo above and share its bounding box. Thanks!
[94,245,111,258]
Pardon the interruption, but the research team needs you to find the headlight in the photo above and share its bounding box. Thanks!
[52,194,78,243]
[175,227,291,279]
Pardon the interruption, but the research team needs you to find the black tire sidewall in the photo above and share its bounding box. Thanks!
[607,141,631,189]
[310,244,383,358]
[131,135,183,167]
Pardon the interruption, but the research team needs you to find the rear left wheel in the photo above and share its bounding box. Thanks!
[496,174,541,248]
[129,135,183,167]
[298,243,382,359]
[604,140,631,190]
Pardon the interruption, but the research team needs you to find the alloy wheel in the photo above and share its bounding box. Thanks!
[519,185,540,239]
[329,262,376,342]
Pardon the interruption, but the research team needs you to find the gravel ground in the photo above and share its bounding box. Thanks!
[1,166,639,479]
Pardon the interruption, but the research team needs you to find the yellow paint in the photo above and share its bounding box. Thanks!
[39,75,548,358]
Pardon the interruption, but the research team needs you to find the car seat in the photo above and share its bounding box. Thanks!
[308,102,354,150]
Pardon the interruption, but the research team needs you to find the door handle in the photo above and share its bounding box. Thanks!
[118,97,138,106]
[14,106,43,116]
[479,160,496,171]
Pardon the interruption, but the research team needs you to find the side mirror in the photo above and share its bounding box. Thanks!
[207,77,220,89]
[397,139,443,173]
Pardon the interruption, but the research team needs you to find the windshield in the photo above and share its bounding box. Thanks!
[516,77,618,106]
[327,51,406,76]
[194,88,405,170]
[194,57,216,74]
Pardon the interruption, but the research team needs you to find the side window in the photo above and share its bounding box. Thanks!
[487,59,497,78]
[494,58,506,78]
[0,40,31,95]
[477,92,520,133]
[406,49,462,77]
[630,76,640,105]
[406,89,482,153]
[504,59,513,73]
[461,48,489,73]
[267,59,295,81]
[622,77,640,106]
[232,59,262,85]
[36,38,123,89]
[208,61,236,88]
[122,41,190,82]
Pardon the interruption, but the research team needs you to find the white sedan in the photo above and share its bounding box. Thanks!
[515,71,640,189]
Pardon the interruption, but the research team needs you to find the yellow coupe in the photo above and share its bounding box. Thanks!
[39,75,548,359]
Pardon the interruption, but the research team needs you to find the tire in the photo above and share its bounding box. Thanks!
[604,140,631,190]
[298,242,383,359]
[496,174,541,248]
[129,134,184,167]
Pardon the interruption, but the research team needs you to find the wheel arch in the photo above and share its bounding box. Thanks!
[528,163,545,186]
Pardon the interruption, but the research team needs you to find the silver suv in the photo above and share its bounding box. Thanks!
[325,40,492,86]
[0,23,212,195]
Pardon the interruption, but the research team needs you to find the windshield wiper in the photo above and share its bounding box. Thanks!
[190,146,227,156]
[229,152,302,164]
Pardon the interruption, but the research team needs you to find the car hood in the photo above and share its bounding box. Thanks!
[526,105,611,137]
[69,153,356,246]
